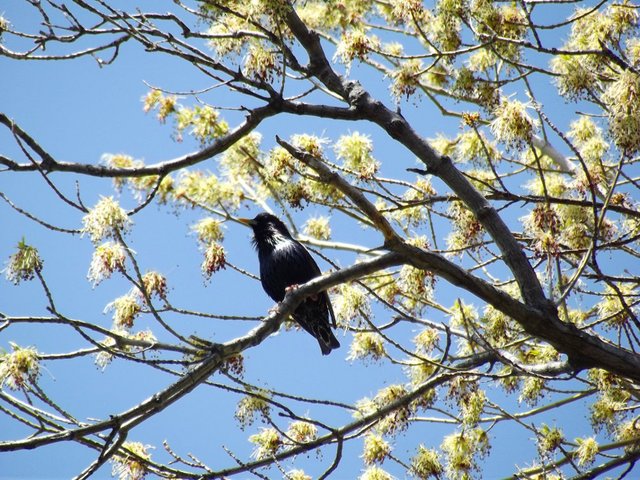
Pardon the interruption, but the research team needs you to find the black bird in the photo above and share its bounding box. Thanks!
[238,213,340,355]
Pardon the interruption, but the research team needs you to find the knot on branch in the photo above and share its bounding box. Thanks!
[433,154,453,176]
[346,81,368,108]
[408,155,452,178]
[387,115,406,139]
[318,169,338,184]
[475,205,494,222]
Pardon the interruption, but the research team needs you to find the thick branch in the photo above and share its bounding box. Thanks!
[349,85,547,307]
[277,137,640,382]
[279,4,546,307]
[281,4,348,98]
[0,252,403,453]
[0,104,277,177]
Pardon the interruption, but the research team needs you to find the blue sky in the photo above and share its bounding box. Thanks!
[1,1,634,479]
[0,5,429,477]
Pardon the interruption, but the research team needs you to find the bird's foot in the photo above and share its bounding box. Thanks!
[285,284,318,300]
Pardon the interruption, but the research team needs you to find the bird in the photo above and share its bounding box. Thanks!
[238,212,340,355]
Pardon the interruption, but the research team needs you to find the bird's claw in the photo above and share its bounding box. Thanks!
[286,284,318,301]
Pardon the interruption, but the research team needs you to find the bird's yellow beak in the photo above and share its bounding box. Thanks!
[237,217,254,227]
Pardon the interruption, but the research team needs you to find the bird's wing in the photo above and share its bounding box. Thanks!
[259,240,318,300]
[259,254,287,301]
[295,242,337,327]
[292,240,322,279]
[289,242,337,327]
[261,240,336,325]
[325,292,337,328]
[278,240,322,284]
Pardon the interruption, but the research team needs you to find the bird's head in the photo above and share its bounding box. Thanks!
[238,213,293,249]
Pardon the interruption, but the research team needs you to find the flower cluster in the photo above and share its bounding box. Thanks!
[390,59,423,100]
[359,465,394,480]
[105,294,141,329]
[143,89,229,145]
[441,428,490,479]
[362,433,391,465]
[139,271,168,300]
[348,332,387,363]
[602,70,640,154]
[303,216,331,241]
[87,241,126,286]
[335,132,379,180]
[334,282,372,327]
[249,428,282,460]
[82,196,132,243]
[202,243,227,279]
[235,390,271,428]
[536,424,564,457]
[111,442,152,480]
[0,343,40,390]
[447,202,484,253]
[490,98,536,150]
[220,132,263,180]
[286,420,317,444]
[335,29,380,65]
[410,445,443,479]
[4,239,42,285]
[356,384,411,436]
[244,44,277,82]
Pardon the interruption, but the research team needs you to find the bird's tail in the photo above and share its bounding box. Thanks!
[315,323,341,356]
[294,313,341,355]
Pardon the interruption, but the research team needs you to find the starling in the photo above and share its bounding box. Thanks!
[238,213,340,355]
